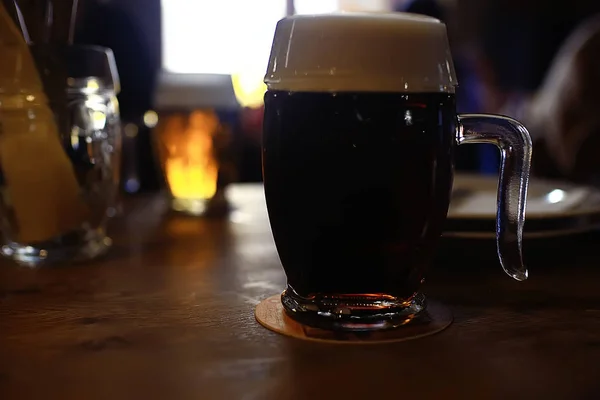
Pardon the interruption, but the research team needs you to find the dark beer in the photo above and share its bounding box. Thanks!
[263,91,456,301]
[262,12,531,330]
[261,12,468,329]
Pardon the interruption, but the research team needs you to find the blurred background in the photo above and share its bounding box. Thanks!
[73,0,600,195]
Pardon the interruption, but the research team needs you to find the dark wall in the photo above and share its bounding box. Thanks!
[76,0,161,118]
[457,0,600,91]
[76,0,162,192]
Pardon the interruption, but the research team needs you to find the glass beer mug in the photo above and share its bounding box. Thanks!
[261,13,532,330]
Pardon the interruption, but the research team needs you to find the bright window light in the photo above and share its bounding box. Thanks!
[294,0,340,14]
[161,1,286,75]
[161,1,391,75]
[295,0,392,14]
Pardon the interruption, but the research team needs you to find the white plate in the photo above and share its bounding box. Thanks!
[444,173,600,239]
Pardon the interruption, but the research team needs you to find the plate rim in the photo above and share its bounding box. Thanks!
[448,173,600,220]
[443,224,600,240]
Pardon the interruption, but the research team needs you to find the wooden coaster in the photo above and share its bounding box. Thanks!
[255,294,453,344]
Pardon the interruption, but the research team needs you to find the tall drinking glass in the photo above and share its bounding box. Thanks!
[0,45,121,266]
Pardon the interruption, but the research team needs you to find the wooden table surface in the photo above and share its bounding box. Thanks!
[1,184,600,400]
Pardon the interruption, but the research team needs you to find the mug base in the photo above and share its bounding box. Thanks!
[281,286,427,331]
[0,230,112,267]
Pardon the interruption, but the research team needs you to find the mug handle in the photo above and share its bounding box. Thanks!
[456,114,533,281]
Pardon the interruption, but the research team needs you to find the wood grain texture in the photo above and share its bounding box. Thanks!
[1,184,600,400]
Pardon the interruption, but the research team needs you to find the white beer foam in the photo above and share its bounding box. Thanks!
[264,13,457,93]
